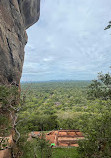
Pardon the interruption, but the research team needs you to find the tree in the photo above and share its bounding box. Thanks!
[78,108,111,158]
[87,72,111,100]
[20,133,52,158]
[35,134,52,158]
[104,21,111,30]
[87,80,102,99]
[78,71,111,158]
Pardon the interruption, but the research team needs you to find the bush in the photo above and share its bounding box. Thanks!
[20,133,52,158]
[78,110,111,158]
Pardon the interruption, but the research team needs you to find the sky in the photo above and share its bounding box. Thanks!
[21,0,111,82]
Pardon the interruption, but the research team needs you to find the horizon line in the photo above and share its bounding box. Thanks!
[20,79,92,83]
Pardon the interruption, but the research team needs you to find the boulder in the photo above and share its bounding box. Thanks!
[0,0,40,85]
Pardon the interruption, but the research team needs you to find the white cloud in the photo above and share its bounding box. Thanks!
[21,0,111,82]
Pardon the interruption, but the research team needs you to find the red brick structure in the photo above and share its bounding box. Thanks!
[29,130,84,147]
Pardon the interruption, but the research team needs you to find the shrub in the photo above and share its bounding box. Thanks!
[78,110,111,158]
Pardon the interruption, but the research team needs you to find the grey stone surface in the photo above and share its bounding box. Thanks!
[0,0,40,85]
[18,0,40,29]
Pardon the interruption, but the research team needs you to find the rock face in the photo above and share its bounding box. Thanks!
[0,0,40,85]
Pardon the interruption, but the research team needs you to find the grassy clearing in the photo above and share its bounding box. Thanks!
[52,148,79,158]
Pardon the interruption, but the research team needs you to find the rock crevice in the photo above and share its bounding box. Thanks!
[0,0,40,85]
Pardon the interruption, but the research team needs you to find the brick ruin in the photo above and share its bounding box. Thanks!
[29,130,84,147]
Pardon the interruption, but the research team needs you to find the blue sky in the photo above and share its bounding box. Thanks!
[21,0,111,82]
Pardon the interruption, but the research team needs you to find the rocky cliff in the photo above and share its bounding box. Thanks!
[0,0,40,85]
